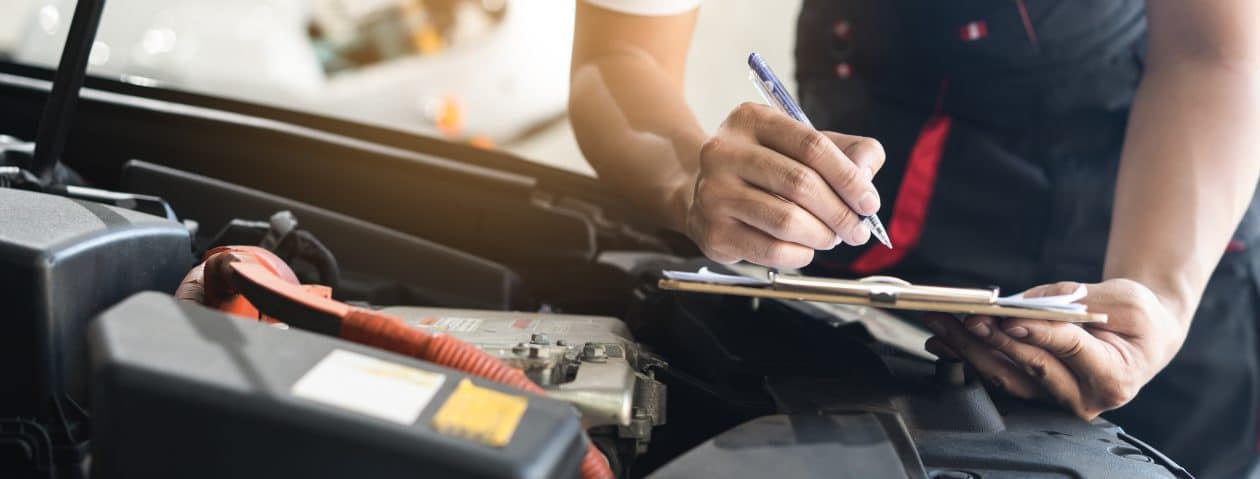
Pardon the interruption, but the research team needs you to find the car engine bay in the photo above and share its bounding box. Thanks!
[0,3,1193,478]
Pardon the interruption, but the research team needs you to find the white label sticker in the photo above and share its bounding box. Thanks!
[291,349,446,425]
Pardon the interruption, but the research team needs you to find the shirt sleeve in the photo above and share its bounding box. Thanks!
[583,0,701,16]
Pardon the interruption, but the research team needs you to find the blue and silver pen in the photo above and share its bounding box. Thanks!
[747,52,892,249]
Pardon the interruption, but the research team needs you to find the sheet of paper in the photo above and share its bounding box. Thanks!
[662,267,770,286]
[996,284,1088,312]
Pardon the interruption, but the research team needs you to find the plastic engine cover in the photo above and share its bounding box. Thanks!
[89,292,586,479]
[0,187,191,418]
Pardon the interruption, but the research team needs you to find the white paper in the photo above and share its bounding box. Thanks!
[662,267,770,286]
[291,349,447,425]
[996,284,1088,312]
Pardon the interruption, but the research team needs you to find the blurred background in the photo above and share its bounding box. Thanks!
[0,0,800,176]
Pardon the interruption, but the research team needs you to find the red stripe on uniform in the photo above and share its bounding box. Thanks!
[849,115,953,275]
[1015,0,1040,48]
[1227,239,1247,253]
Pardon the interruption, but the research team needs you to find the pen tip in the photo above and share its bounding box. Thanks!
[865,215,893,249]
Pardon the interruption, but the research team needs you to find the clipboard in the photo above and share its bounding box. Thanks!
[658,272,1108,324]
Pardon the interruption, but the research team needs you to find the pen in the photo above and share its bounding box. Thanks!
[747,52,893,249]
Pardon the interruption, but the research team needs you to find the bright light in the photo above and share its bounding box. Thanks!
[38,5,60,34]
[89,41,110,66]
[140,28,178,55]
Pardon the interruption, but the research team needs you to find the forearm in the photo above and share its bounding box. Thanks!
[1105,59,1260,324]
[570,50,706,231]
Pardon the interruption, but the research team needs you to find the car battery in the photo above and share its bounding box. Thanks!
[88,292,586,479]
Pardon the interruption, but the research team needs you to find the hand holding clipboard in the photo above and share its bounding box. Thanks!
[660,268,1107,324]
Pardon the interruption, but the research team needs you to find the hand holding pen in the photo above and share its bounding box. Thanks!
[747,52,891,248]
[677,52,891,269]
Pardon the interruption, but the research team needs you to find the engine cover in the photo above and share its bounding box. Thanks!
[0,187,190,418]
[90,293,586,479]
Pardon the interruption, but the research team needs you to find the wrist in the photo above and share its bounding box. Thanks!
[1136,279,1197,326]
[1103,264,1199,325]
[660,174,696,233]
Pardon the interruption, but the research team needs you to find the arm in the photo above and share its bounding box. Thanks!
[569,4,704,233]
[1105,0,1260,325]
[570,3,887,268]
[926,0,1260,419]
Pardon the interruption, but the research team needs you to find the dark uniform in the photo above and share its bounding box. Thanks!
[794,1,1260,477]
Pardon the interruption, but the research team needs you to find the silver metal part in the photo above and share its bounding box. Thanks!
[380,306,667,453]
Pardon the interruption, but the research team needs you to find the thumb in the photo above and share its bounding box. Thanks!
[1022,281,1083,299]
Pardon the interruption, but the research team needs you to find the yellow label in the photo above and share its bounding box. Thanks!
[432,379,528,447]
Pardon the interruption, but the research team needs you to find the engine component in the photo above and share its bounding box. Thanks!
[179,246,613,479]
[205,210,342,287]
[0,187,190,476]
[90,292,587,479]
[121,160,526,310]
[381,307,668,461]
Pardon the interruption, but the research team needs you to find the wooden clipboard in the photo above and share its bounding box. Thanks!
[658,278,1108,324]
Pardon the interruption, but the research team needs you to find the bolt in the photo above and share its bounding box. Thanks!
[530,333,550,345]
[511,342,528,355]
[581,343,608,362]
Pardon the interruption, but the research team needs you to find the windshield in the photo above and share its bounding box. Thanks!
[0,1,797,178]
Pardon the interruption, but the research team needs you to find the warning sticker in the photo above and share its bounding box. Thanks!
[432,379,528,447]
[292,349,446,425]
[416,316,484,332]
[510,319,533,329]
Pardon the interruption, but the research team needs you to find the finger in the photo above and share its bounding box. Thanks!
[922,316,1044,399]
[924,336,959,359]
[999,318,1108,373]
[739,105,882,218]
[970,316,1093,417]
[728,145,866,244]
[708,219,815,269]
[1021,281,1082,299]
[719,185,839,250]
[824,131,886,178]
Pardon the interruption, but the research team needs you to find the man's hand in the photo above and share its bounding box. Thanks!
[922,279,1187,419]
[681,102,886,269]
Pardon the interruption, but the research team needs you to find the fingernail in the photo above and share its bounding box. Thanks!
[830,234,843,249]
[857,191,880,216]
[848,222,870,245]
[968,322,990,337]
[1005,326,1029,338]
